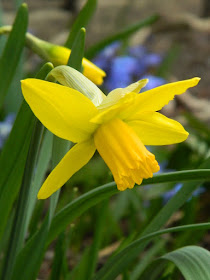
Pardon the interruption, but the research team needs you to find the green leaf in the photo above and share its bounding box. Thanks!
[138,259,168,280]
[85,201,107,280]
[93,223,210,280]
[49,232,66,280]
[0,3,28,108]
[131,240,165,280]
[162,246,210,280]
[92,158,210,280]
[0,63,53,280]
[1,120,44,280]
[65,0,97,48]
[25,130,53,232]
[0,100,35,241]
[67,27,86,72]
[85,14,159,59]
[10,193,61,280]
[47,168,210,244]
[11,215,50,280]
[69,247,92,280]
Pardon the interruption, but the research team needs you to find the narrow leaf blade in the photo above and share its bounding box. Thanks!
[68,27,86,71]
[65,0,97,48]
[0,100,35,240]
[47,168,210,245]
[0,3,28,107]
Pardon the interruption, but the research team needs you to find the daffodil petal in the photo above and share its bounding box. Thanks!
[126,111,189,145]
[122,78,200,118]
[38,138,96,199]
[21,79,98,143]
[98,79,148,110]
[91,92,137,124]
[83,57,106,86]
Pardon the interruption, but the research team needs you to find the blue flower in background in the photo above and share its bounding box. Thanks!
[128,46,162,67]
[105,56,140,91]
[93,42,165,91]
[0,113,15,149]
[128,45,146,58]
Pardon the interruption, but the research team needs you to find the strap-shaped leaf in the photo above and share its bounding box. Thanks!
[93,223,210,280]
[65,0,97,48]
[47,168,210,245]
[67,27,86,72]
[0,3,28,108]
[0,63,54,280]
[0,100,35,241]
[162,246,210,280]
[11,215,50,280]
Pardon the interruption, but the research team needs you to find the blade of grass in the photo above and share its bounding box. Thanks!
[49,232,66,280]
[0,63,53,280]
[0,3,28,108]
[65,0,97,48]
[67,27,86,71]
[0,100,35,241]
[85,201,108,280]
[10,134,69,280]
[1,120,44,280]
[93,222,210,280]
[11,214,50,280]
[47,168,210,244]
[25,130,53,233]
[10,134,72,280]
[131,240,165,280]
[0,64,53,240]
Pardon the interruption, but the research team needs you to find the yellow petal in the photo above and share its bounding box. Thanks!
[49,45,106,85]
[83,57,106,86]
[38,138,96,199]
[121,78,200,118]
[98,79,148,110]
[91,92,137,124]
[126,111,189,145]
[21,79,98,143]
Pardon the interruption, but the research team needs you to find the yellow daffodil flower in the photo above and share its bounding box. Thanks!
[21,68,200,199]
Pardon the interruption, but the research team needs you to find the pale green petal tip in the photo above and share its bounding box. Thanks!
[49,66,106,106]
